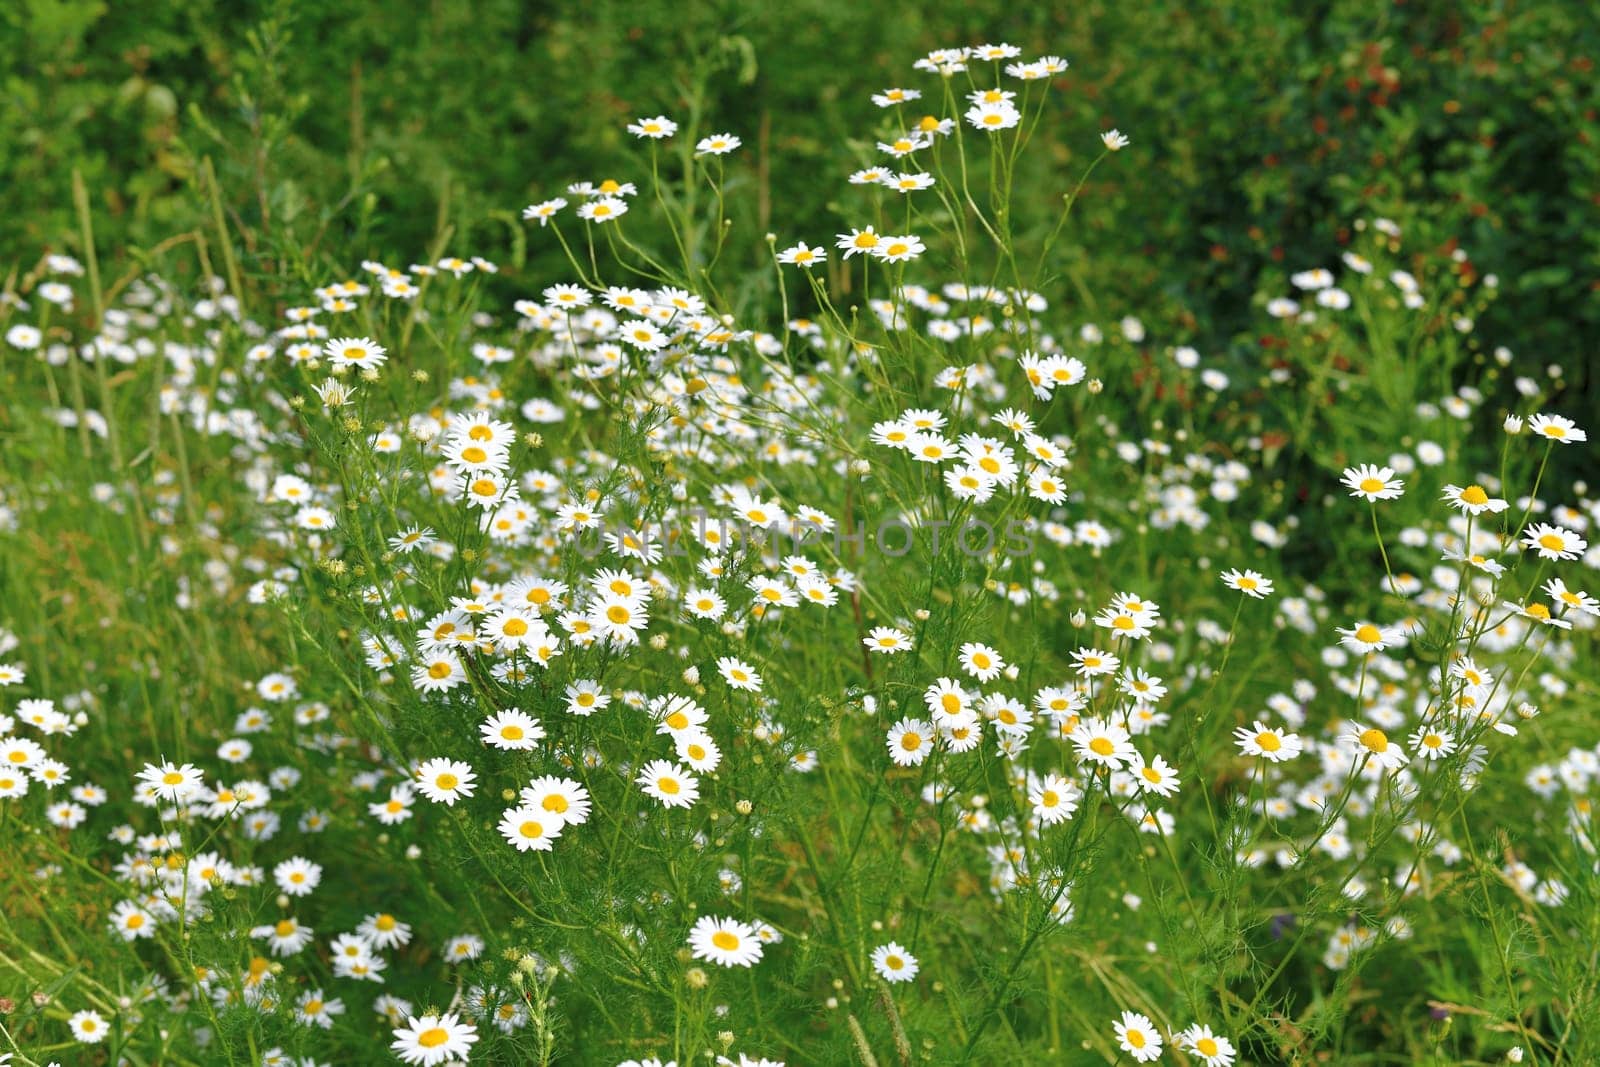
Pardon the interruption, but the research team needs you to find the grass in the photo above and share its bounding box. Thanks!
[0,33,1597,1067]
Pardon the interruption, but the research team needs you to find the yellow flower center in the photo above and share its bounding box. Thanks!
[1359,728,1389,753]
[418,1027,450,1048]
[712,931,739,951]
[1461,485,1489,505]
[1354,624,1381,644]
[1255,732,1282,752]
[1090,737,1115,756]
[436,773,459,790]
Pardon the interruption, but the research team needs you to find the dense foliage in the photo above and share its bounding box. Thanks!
[4,1,1597,361]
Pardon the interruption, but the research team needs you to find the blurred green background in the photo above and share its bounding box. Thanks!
[3,0,1596,361]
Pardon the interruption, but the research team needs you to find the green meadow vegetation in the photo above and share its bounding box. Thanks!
[0,4,1596,1065]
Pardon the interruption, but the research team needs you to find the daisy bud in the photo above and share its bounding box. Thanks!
[275,894,289,909]
[1508,1048,1525,1062]
[1087,378,1104,394]
[735,799,752,815]
[683,665,700,685]
[1070,610,1088,627]
[686,968,708,989]
[649,633,668,650]
[405,845,421,860]
[1517,702,1540,720]
[1503,414,1523,434]
[850,459,872,477]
